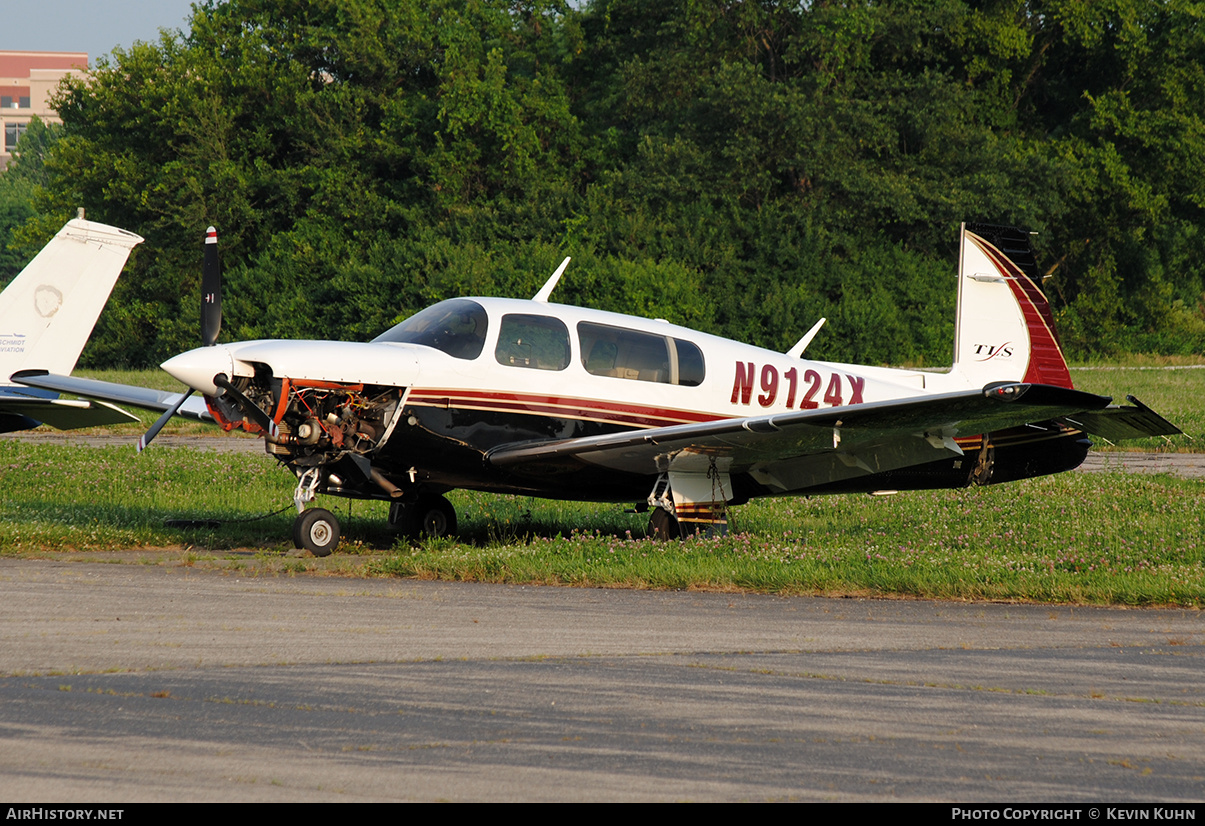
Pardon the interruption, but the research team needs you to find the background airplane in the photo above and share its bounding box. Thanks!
[14,223,1180,555]
[0,217,144,433]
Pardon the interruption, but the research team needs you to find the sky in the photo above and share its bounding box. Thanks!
[3,0,198,65]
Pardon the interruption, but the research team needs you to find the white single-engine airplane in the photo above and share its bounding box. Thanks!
[14,223,1179,555]
[0,217,143,433]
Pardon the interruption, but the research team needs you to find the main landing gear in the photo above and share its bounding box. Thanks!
[387,493,458,540]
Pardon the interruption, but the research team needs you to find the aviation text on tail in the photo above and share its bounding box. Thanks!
[0,217,144,432]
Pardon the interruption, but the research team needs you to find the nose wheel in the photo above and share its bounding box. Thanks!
[293,507,340,557]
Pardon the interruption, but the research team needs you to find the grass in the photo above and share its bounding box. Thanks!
[376,472,1205,606]
[0,360,1197,606]
[2,438,1202,606]
[1068,361,1203,451]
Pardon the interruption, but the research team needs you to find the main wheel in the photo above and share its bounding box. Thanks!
[293,507,340,557]
[647,507,681,541]
[388,495,458,540]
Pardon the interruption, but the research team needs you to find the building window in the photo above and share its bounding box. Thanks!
[3,122,27,152]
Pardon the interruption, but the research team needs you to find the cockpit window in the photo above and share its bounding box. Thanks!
[372,299,488,360]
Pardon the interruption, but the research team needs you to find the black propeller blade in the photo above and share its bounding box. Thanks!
[137,390,196,453]
[138,226,221,451]
[213,373,279,439]
[201,226,222,347]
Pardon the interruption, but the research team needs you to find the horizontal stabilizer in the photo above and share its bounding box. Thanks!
[11,370,214,422]
[0,394,139,430]
[1059,396,1183,442]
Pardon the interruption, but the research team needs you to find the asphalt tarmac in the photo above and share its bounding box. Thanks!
[1,559,1201,802]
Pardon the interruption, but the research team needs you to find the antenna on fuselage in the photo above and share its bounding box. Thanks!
[533,257,571,303]
[786,317,827,358]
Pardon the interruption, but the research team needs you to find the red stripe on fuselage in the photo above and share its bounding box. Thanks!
[405,388,724,430]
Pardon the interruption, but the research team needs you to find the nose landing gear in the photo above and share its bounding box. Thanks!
[289,466,342,557]
[289,468,460,556]
[293,507,340,557]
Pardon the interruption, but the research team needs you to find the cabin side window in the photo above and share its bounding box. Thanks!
[578,322,706,386]
[371,299,488,360]
[673,338,706,387]
[495,314,571,371]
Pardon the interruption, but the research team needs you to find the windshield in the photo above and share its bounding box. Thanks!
[372,299,488,360]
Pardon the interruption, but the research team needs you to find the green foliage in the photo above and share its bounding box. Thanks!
[8,0,1204,365]
[0,118,61,285]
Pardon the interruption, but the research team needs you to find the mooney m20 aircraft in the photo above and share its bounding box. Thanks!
[14,223,1179,556]
[1,217,143,433]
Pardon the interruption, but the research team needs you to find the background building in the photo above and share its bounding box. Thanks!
[0,51,87,170]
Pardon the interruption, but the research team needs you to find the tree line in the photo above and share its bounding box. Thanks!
[2,0,1203,368]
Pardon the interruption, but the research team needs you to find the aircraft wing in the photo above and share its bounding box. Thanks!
[10,370,214,422]
[487,384,1177,488]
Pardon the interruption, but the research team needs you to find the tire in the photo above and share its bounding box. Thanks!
[293,508,340,557]
[387,501,418,535]
[418,494,457,538]
[388,495,457,540]
[647,507,680,541]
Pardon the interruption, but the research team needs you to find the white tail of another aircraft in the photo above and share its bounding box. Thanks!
[950,222,1073,390]
[0,218,144,385]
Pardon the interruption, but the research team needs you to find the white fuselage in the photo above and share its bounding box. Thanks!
[164,297,975,436]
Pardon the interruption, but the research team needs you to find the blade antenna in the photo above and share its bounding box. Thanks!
[533,257,571,303]
[786,317,827,359]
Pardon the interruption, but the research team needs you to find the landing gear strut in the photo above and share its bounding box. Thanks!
[388,493,458,540]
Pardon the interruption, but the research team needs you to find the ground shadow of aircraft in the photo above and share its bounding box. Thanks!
[14,223,1180,555]
[0,217,143,433]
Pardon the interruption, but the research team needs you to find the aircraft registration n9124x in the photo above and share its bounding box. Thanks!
[13,222,1180,556]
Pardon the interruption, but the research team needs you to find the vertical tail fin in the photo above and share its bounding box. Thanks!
[951,223,1072,389]
[0,218,143,384]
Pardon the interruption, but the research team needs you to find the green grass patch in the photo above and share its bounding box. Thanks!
[3,440,1201,606]
[0,440,296,552]
[371,473,1205,606]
